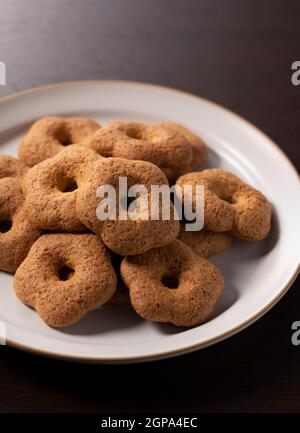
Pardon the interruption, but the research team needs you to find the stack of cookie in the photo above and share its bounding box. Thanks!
[0,117,272,328]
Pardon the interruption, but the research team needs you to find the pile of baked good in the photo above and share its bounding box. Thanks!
[0,117,272,328]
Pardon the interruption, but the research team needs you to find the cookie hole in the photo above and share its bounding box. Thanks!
[120,195,137,211]
[161,272,179,289]
[182,215,197,226]
[220,195,235,204]
[125,129,142,140]
[0,220,12,233]
[181,213,196,225]
[58,177,78,193]
[58,265,75,281]
[60,135,73,146]
[176,202,197,225]
[215,189,235,204]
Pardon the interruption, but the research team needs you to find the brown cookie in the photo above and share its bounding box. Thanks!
[178,225,232,257]
[177,169,272,241]
[0,177,41,272]
[86,120,194,171]
[121,239,224,327]
[76,157,180,255]
[22,144,101,231]
[19,116,100,166]
[156,122,208,182]
[14,233,117,327]
[0,156,28,179]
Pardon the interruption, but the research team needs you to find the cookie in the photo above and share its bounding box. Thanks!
[156,122,208,182]
[121,239,224,327]
[178,225,232,257]
[0,177,41,272]
[177,169,272,240]
[19,116,100,166]
[0,156,28,179]
[86,120,194,171]
[22,144,101,231]
[77,157,180,255]
[14,233,117,327]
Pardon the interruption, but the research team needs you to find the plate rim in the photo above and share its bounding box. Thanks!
[0,79,299,363]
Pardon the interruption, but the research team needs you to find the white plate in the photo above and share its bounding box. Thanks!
[0,81,299,363]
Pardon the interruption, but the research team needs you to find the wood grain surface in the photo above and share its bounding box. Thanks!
[0,0,299,413]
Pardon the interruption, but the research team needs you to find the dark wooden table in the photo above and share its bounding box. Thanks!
[0,0,299,413]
